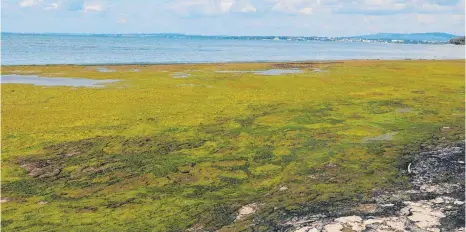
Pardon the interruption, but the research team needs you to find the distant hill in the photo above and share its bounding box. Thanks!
[350,33,459,42]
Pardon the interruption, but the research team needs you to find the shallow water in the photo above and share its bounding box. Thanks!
[257,69,302,75]
[172,72,191,78]
[2,33,464,65]
[1,74,119,87]
[216,69,302,76]
[96,67,116,72]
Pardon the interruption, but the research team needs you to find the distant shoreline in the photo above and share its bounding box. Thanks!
[2,58,464,67]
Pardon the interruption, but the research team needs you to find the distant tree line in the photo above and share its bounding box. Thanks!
[449,36,465,45]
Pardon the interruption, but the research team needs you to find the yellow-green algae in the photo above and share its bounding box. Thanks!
[1,60,464,231]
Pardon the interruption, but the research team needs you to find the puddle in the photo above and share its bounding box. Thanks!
[258,69,302,75]
[1,74,120,88]
[216,69,302,76]
[362,132,398,143]
[216,71,254,74]
[172,72,191,78]
[11,70,39,74]
[96,67,116,73]
[312,68,328,73]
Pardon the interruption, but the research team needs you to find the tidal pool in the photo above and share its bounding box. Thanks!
[216,69,302,76]
[96,67,116,72]
[172,72,191,78]
[1,74,120,88]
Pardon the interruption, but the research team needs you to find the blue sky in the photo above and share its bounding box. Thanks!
[1,0,465,36]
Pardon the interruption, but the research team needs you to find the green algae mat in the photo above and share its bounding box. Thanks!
[1,60,464,231]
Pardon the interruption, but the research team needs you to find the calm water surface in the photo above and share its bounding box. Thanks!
[2,34,464,65]
[1,74,119,87]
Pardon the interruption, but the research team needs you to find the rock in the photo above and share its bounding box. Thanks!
[453,200,464,205]
[294,226,317,232]
[355,204,377,213]
[236,203,259,220]
[323,223,343,232]
[276,142,465,232]
[324,163,337,168]
[335,216,364,231]
[380,203,395,207]
[385,218,405,231]
[432,197,445,204]
[279,186,288,191]
[363,219,383,225]
[405,201,445,230]
[38,201,48,205]
[335,216,362,223]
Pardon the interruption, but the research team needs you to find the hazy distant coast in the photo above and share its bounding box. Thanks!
[2,32,462,44]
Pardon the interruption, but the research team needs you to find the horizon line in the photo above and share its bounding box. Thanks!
[1,31,462,38]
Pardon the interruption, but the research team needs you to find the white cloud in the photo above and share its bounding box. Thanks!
[19,0,42,7]
[117,18,128,24]
[168,0,234,16]
[84,3,104,12]
[44,2,59,10]
[230,0,257,13]
[416,14,435,24]
[299,7,313,14]
[237,5,257,12]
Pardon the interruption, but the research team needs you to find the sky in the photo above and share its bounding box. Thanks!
[1,0,465,36]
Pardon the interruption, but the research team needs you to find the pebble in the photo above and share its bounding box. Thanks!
[454,200,464,205]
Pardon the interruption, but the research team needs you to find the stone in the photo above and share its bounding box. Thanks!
[279,186,288,191]
[323,223,343,232]
[454,200,464,205]
[236,203,259,220]
[363,219,383,225]
[432,197,445,204]
[335,216,362,223]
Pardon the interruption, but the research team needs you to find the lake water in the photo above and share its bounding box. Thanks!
[1,33,464,65]
[1,74,119,87]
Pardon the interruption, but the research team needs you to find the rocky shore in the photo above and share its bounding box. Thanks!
[282,142,465,232]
